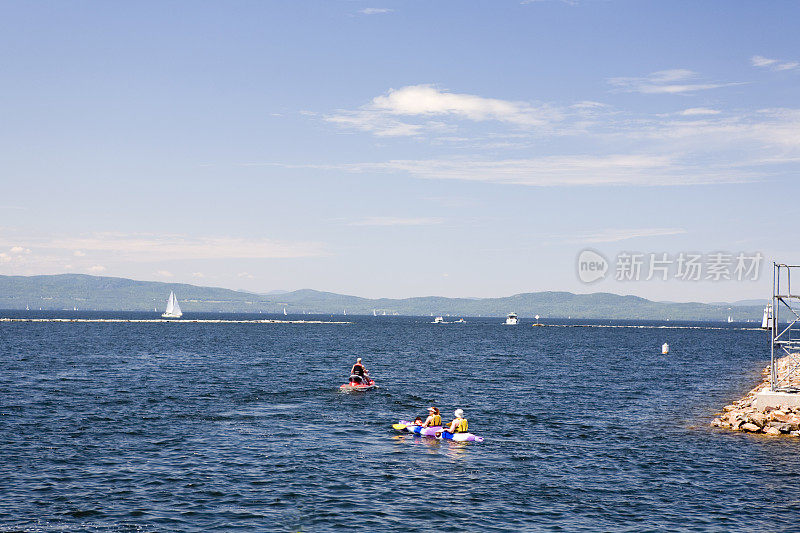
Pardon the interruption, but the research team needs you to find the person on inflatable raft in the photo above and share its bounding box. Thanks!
[422,406,441,428]
[436,409,468,437]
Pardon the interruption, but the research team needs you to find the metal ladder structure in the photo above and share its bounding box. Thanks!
[771,263,800,392]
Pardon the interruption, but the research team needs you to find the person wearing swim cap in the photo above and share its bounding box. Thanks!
[422,406,442,428]
[437,409,468,437]
[350,358,369,384]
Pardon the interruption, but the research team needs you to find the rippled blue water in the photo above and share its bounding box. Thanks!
[1,312,795,531]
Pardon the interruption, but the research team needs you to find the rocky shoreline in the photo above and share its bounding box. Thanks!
[712,355,800,436]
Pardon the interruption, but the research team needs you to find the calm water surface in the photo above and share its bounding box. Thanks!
[0,313,793,531]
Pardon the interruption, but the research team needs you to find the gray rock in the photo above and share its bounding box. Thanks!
[767,422,791,433]
[748,413,767,427]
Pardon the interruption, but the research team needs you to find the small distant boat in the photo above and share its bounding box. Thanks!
[455,318,466,323]
[433,316,445,324]
[727,315,733,323]
[283,307,287,316]
[343,309,347,316]
[373,309,377,316]
[162,291,183,318]
[662,343,670,355]
[505,312,518,325]
[761,303,773,330]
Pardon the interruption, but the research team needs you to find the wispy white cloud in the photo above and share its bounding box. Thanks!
[0,232,327,278]
[0,247,32,264]
[752,55,799,71]
[372,85,557,125]
[41,233,326,260]
[325,111,427,137]
[569,228,687,243]
[326,84,562,136]
[155,270,173,278]
[191,272,205,278]
[323,154,753,187]
[348,216,445,226]
[301,84,800,189]
[521,0,577,4]
[679,108,721,116]
[237,272,255,279]
[620,108,800,150]
[608,69,739,94]
[359,8,393,15]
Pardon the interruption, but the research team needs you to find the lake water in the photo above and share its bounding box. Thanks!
[0,312,795,531]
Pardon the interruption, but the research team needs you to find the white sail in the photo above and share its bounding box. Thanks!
[283,307,287,315]
[762,303,773,329]
[162,291,183,318]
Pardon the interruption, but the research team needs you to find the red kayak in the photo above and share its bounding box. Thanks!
[340,375,376,391]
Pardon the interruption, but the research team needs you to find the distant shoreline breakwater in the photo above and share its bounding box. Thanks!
[0,318,351,325]
[0,316,761,331]
[713,355,800,437]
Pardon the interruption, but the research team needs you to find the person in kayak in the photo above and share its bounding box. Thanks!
[437,409,468,437]
[413,417,424,426]
[350,358,370,383]
[422,406,442,428]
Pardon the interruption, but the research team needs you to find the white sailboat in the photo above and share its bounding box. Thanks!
[373,309,377,316]
[283,307,287,315]
[162,291,183,318]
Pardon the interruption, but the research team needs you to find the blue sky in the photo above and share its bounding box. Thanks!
[1,1,798,302]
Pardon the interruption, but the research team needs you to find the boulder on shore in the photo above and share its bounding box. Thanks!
[712,354,800,438]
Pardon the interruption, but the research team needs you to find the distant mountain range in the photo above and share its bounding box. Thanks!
[0,274,768,321]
